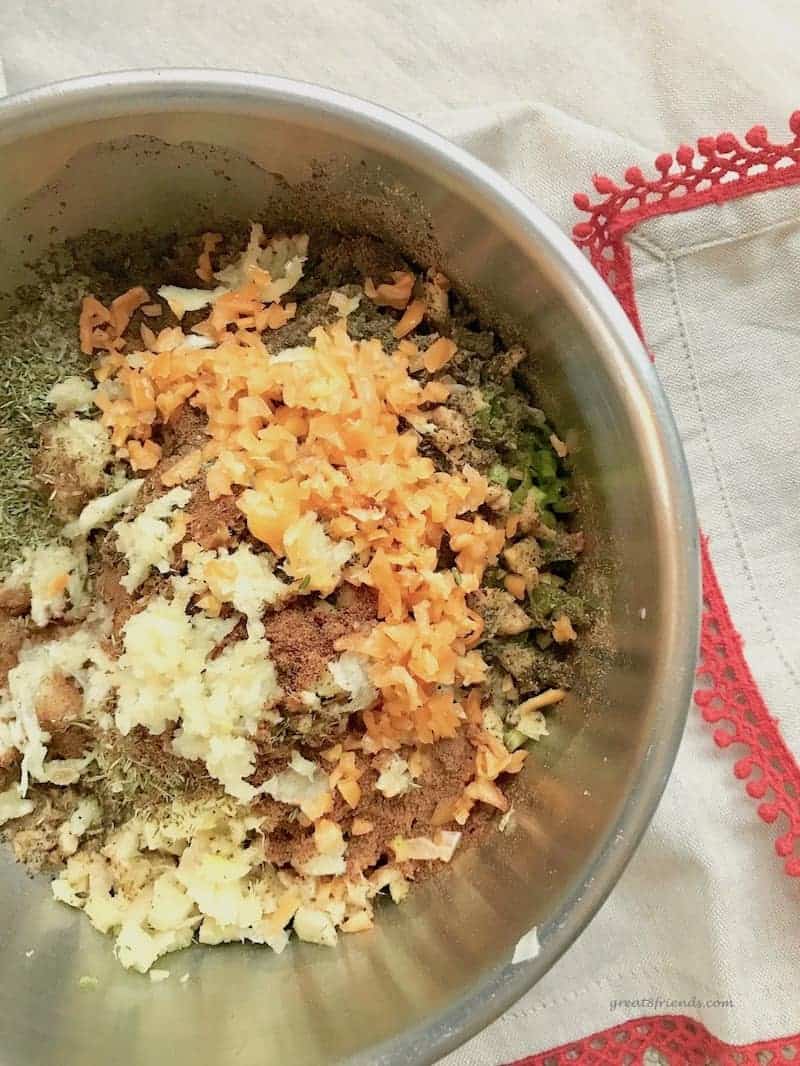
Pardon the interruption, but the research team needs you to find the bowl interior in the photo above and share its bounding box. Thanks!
[0,75,698,1066]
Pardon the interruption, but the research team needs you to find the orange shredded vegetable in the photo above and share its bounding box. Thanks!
[195,232,223,283]
[393,298,426,339]
[364,271,415,310]
[423,337,457,372]
[81,248,513,751]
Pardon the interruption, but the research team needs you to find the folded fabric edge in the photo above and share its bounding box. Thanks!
[568,112,800,884]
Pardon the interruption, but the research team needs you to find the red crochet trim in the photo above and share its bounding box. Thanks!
[507,1015,800,1066]
[571,114,800,876]
[695,537,800,876]
[573,112,800,341]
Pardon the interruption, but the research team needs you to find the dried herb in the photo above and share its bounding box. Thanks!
[0,275,91,571]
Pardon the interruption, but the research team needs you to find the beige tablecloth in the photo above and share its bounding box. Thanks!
[1,2,798,1060]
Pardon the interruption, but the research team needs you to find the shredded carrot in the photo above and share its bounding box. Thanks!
[78,296,112,355]
[195,232,223,283]
[109,287,150,337]
[260,302,295,330]
[140,323,157,348]
[337,778,362,808]
[350,818,374,836]
[504,573,526,600]
[423,337,457,372]
[516,689,566,713]
[84,260,510,749]
[465,777,508,811]
[422,380,451,403]
[83,231,538,804]
[161,449,203,487]
[127,439,162,471]
[47,572,70,597]
[464,687,484,725]
[552,614,577,643]
[364,271,415,310]
[505,750,527,774]
[393,298,426,339]
[79,288,149,355]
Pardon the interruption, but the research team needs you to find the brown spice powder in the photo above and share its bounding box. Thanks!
[263,586,378,695]
[0,612,29,690]
[342,735,477,877]
[251,733,478,879]
[184,483,246,551]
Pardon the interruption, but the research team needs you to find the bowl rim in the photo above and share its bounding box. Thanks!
[0,69,700,1065]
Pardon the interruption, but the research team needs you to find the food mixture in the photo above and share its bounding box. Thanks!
[0,226,587,975]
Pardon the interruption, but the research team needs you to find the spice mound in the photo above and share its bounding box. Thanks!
[0,227,586,974]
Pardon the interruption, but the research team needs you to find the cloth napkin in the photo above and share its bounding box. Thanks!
[1,1,798,1061]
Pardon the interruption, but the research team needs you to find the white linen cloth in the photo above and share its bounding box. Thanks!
[1,2,798,1059]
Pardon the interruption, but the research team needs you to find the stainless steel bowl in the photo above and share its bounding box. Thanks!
[0,71,699,1066]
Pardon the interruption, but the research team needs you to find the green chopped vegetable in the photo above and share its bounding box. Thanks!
[504,728,528,752]
[472,384,572,521]
[489,639,574,694]
[526,583,589,629]
[488,462,509,487]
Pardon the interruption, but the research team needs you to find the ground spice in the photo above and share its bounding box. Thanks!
[263,587,378,695]
[344,735,476,876]
[184,485,247,551]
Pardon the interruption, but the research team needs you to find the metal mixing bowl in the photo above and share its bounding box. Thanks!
[0,71,699,1066]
